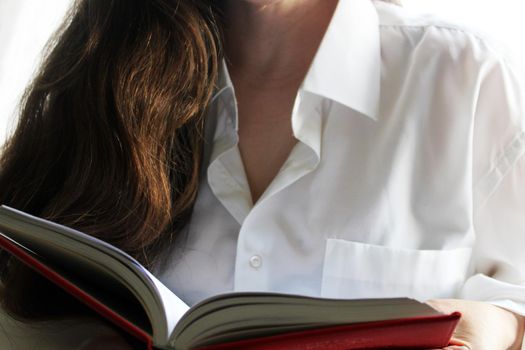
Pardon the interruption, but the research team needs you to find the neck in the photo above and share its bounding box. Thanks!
[222,0,338,88]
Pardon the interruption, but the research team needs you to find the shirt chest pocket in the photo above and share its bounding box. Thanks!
[321,239,472,301]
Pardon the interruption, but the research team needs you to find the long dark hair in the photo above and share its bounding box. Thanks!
[0,0,221,320]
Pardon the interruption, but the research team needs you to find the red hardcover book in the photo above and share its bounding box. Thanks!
[0,205,460,350]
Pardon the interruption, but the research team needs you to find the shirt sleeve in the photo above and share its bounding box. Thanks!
[460,48,525,327]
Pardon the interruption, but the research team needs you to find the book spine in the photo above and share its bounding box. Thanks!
[0,234,154,350]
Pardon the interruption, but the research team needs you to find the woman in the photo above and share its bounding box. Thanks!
[0,0,524,349]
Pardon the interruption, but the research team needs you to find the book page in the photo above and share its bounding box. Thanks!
[0,206,189,347]
[172,293,441,348]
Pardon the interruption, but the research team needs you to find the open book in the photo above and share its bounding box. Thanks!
[0,205,460,350]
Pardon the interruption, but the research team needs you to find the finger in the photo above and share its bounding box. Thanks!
[447,340,472,350]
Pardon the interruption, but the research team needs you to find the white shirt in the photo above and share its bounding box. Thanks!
[159,0,525,324]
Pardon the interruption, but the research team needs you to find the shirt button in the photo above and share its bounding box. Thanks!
[249,255,262,269]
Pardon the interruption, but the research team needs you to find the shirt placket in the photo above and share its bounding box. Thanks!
[233,91,324,291]
[206,81,324,292]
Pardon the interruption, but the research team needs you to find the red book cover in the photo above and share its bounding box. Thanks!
[198,312,461,350]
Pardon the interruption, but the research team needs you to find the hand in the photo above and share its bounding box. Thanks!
[426,299,525,350]
[76,334,133,350]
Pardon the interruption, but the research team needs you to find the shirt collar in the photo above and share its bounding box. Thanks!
[301,0,381,121]
[212,0,382,121]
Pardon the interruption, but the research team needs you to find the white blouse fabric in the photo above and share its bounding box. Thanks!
[159,0,525,325]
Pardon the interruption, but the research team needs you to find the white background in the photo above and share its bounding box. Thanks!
[1,0,524,143]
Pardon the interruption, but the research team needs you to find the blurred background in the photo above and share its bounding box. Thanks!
[1,0,524,143]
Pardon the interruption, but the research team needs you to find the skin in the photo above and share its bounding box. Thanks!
[80,0,525,348]
[426,299,525,350]
[223,0,338,203]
